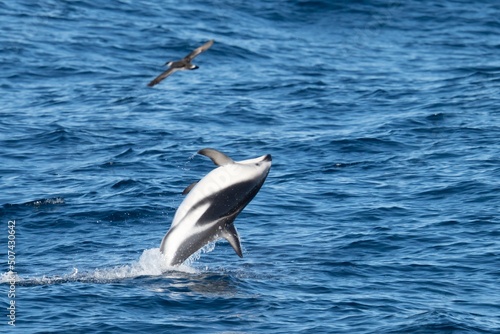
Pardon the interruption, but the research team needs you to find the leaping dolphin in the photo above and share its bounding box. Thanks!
[160,148,272,266]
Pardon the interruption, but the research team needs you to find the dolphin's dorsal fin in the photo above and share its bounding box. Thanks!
[198,148,234,166]
[220,224,243,258]
[182,181,198,195]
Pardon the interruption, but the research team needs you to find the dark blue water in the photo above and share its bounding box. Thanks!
[1,1,500,332]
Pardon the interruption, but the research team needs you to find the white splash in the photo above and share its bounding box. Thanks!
[184,241,217,266]
[0,271,19,284]
[80,248,199,281]
[0,248,203,285]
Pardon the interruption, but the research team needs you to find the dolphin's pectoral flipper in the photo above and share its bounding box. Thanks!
[220,224,243,258]
[198,148,234,166]
[182,181,198,195]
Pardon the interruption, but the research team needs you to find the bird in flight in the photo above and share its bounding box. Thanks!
[147,39,214,87]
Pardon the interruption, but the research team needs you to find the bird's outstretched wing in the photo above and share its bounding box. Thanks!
[147,67,178,87]
[184,40,214,62]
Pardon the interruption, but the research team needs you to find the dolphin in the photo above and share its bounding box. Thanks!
[147,39,214,87]
[160,148,272,266]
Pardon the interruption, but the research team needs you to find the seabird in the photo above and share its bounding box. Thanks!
[147,39,214,87]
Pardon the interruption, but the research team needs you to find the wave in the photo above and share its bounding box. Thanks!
[2,197,65,210]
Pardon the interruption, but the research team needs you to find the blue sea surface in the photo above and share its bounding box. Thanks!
[1,0,500,333]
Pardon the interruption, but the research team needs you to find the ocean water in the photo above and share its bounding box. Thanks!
[1,0,500,332]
